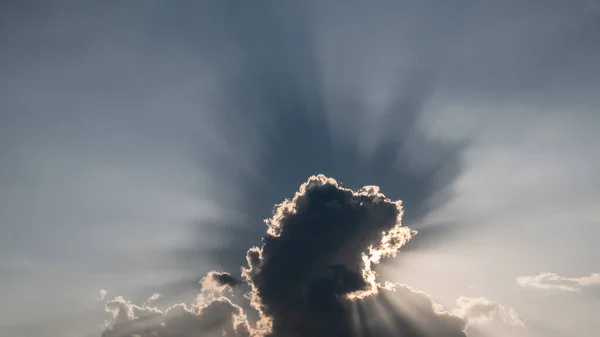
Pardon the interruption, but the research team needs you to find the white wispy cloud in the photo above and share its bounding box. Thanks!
[98,289,108,301]
[144,293,162,306]
[517,272,600,291]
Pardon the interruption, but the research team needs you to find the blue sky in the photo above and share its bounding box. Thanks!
[1,1,599,336]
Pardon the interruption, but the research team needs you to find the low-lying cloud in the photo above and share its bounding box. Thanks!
[102,296,251,337]
[101,175,520,337]
[102,271,251,337]
[517,272,600,291]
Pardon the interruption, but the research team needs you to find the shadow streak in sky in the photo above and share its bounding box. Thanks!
[159,0,475,285]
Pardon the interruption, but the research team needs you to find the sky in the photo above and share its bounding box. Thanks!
[1,1,599,337]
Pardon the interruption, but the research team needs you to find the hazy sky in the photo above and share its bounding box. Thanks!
[1,1,599,337]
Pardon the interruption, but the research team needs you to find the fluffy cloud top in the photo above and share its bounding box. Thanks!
[517,272,600,291]
[102,296,250,337]
[102,271,250,337]
[453,296,524,328]
[101,175,521,337]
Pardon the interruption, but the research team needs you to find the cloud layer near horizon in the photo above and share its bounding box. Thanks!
[101,175,521,337]
[517,272,600,292]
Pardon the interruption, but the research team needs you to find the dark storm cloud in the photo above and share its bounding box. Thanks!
[240,175,467,337]
[103,176,475,337]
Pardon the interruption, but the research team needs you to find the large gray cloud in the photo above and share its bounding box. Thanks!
[102,175,522,337]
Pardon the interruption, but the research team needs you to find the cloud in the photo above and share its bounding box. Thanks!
[144,293,161,306]
[202,271,242,294]
[101,175,525,337]
[98,289,108,301]
[517,272,600,291]
[453,296,525,328]
[239,175,469,337]
[101,279,252,337]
